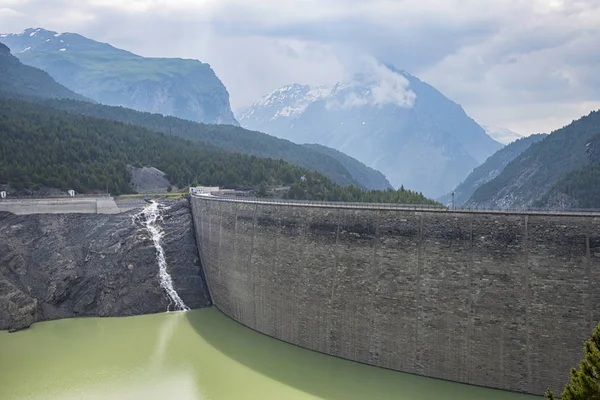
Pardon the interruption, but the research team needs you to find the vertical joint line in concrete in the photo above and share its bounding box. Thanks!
[251,203,258,325]
[467,213,474,381]
[326,208,342,353]
[331,208,341,303]
[370,210,381,361]
[524,215,532,391]
[586,233,592,333]
[232,203,239,317]
[217,201,224,280]
[414,212,423,373]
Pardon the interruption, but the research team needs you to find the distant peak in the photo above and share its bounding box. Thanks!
[0,42,10,54]
[483,125,523,144]
[22,27,55,36]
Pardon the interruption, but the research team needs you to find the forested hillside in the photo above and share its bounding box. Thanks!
[0,98,311,194]
[439,133,547,206]
[284,180,438,204]
[538,133,600,209]
[13,96,386,190]
[0,98,437,205]
[468,110,600,209]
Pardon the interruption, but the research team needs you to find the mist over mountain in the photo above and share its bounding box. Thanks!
[438,133,548,207]
[1,28,238,125]
[239,64,502,198]
[483,125,523,144]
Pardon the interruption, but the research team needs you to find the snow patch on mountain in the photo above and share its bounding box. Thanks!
[241,64,416,122]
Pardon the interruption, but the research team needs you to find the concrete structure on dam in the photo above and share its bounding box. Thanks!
[190,195,600,395]
[0,196,121,215]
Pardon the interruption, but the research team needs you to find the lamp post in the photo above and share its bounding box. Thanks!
[452,192,455,210]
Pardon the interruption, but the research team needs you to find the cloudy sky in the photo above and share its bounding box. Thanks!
[1,0,599,135]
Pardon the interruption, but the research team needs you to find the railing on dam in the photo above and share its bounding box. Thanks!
[192,193,600,216]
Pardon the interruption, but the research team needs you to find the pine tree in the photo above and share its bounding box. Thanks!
[546,323,600,400]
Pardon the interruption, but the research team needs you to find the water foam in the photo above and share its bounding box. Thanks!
[136,201,189,311]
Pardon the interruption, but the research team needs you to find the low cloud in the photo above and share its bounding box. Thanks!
[326,58,416,110]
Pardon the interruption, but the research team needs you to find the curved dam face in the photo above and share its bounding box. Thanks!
[190,196,600,395]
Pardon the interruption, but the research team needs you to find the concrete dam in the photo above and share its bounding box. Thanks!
[191,195,600,395]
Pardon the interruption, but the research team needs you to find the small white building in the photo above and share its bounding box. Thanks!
[68,190,75,197]
[189,186,220,195]
[0,191,6,199]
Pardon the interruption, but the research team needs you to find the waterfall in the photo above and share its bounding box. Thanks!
[135,201,189,312]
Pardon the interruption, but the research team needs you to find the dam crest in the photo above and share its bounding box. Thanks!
[191,194,600,395]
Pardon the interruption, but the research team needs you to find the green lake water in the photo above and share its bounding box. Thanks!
[0,307,540,400]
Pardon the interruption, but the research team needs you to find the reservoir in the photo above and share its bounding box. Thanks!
[0,308,540,400]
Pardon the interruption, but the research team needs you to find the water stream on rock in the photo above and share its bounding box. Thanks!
[136,201,189,311]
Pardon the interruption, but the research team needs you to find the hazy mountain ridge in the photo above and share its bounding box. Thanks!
[483,125,523,144]
[0,41,87,101]
[438,133,548,207]
[301,143,393,190]
[1,28,238,125]
[239,65,502,197]
[0,42,394,191]
[467,110,600,209]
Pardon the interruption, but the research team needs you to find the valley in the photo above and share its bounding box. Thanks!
[1,10,599,400]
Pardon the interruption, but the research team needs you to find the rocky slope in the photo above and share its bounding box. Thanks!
[439,134,547,207]
[0,199,210,331]
[1,28,237,125]
[239,65,502,198]
[0,41,86,101]
[468,110,600,209]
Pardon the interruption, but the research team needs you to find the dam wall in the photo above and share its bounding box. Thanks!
[190,195,600,395]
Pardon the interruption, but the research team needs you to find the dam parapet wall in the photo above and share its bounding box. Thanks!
[0,196,122,215]
[191,195,600,395]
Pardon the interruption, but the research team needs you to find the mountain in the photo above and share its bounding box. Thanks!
[467,111,600,209]
[238,66,502,198]
[0,44,394,191]
[483,125,523,144]
[438,133,547,207]
[301,144,392,190]
[0,41,86,101]
[1,28,237,125]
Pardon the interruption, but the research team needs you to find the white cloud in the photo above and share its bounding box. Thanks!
[0,0,598,134]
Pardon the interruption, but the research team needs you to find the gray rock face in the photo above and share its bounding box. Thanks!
[130,166,172,194]
[2,28,238,125]
[0,199,210,331]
